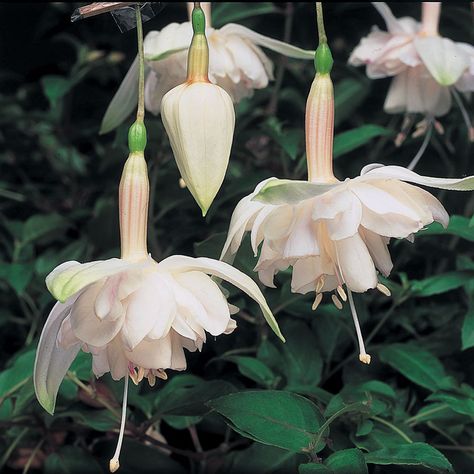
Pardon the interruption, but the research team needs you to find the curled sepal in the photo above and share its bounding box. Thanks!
[34,298,81,414]
[158,255,285,342]
[46,259,130,303]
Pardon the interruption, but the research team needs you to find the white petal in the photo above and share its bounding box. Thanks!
[128,335,173,370]
[170,330,187,370]
[415,36,470,86]
[91,350,110,378]
[359,227,393,277]
[34,297,81,414]
[70,282,123,347]
[174,271,230,336]
[106,337,128,380]
[335,234,378,292]
[47,259,131,303]
[220,23,314,59]
[158,256,284,341]
[372,2,407,34]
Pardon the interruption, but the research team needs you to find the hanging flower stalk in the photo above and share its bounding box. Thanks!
[161,2,235,216]
[220,2,474,364]
[34,6,283,473]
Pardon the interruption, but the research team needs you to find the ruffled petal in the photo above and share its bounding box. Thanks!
[158,256,284,342]
[359,227,393,277]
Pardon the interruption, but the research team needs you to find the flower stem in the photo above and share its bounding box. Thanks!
[316,3,327,44]
[136,4,145,123]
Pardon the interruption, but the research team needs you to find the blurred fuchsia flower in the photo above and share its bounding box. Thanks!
[34,127,282,471]
[349,2,474,148]
[221,37,474,365]
[100,2,314,134]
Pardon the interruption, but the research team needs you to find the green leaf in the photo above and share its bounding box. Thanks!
[325,449,368,474]
[22,213,69,245]
[365,443,454,473]
[41,75,75,107]
[462,304,474,350]
[156,376,236,416]
[56,409,117,431]
[420,216,474,242]
[334,78,369,126]
[427,392,474,418]
[410,270,474,297]
[263,117,303,160]
[279,320,323,390]
[45,446,103,474]
[333,125,392,159]
[222,356,277,387]
[0,262,34,294]
[208,390,325,453]
[379,344,455,391]
[0,350,35,401]
[299,464,332,474]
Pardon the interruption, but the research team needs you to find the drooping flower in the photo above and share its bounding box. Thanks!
[348,2,473,143]
[100,2,315,133]
[34,10,283,468]
[221,28,474,364]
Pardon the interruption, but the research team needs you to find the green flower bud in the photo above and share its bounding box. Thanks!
[315,43,333,75]
[128,121,147,153]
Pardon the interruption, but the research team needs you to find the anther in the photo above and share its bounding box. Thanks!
[312,293,323,311]
[376,283,391,297]
[336,285,347,302]
[316,276,325,293]
[331,294,343,310]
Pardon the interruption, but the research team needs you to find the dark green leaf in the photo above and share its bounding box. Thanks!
[420,216,474,242]
[411,271,474,297]
[365,443,454,473]
[208,390,324,452]
[334,125,392,159]
[0,262,34,294]
[222,356,277,387]
[379,344,454,391]
[22,213,69,244]
[326,448,368,474]
[299,464,332,474]
[462,304,474,350]
[44,446,103,474]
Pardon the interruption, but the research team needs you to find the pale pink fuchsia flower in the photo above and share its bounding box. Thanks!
[349,2,473,134]
[100,3,314,134]
[221,42,474,364]
[34,128,282,471]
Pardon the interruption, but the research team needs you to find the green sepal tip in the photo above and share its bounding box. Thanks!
[128,121,147,153]
[315,43,333,75]
[192,6,206,35]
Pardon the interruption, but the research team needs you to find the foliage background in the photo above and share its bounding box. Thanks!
[0,2,473,473]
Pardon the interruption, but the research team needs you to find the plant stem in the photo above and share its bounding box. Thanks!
[135,4,145,123]
[371,416,413,444]
[405,404,449,426]
[316,3,327,44]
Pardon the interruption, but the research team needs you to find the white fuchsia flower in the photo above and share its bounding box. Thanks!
[221,36,474,364]
[100,2,314,134]
[348,2,474,145]
[35,121,282,471]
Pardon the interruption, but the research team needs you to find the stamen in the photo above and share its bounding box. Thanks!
[316,275,325,293]
[179,178,187,189]
[312,292,323,311]
[347,288,371,364]
[407,119,433,171]
[452,89,474,142]
[137,366,145,383]
[147,372,156,387]
[336,285,347,302]
[129,367,139,386]
[377,283,391,297]
[109,377,129,473]
[331,294,343,310]
[156,368,168,380]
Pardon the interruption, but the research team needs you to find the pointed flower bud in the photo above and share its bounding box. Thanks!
[161,5,235,216]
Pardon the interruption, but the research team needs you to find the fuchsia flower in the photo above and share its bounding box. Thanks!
[34,120,282,471]
[221,38,474,364]
[349,2,473,121]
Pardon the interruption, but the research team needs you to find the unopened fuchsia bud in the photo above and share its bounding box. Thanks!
[161,3,235,216]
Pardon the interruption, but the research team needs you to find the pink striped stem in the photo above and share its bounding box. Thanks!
[420,2,440,36]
